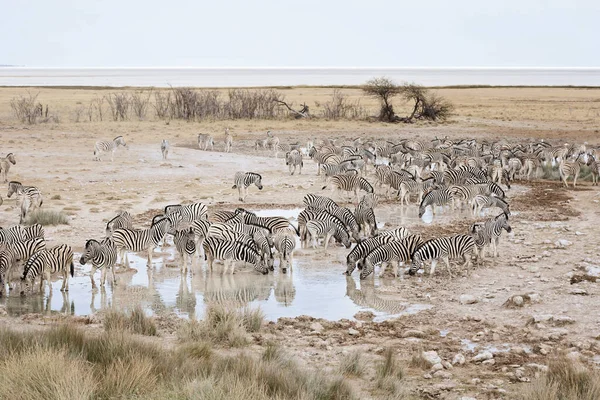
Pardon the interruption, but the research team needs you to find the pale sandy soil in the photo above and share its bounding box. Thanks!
[0,86,600,399]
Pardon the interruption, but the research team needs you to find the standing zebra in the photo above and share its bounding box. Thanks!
[202,236,268,274]
[232,172,263,202]
[20,244,74,294]
[418,189,453,218]
[322,175,373,205]
[0,153,16,183]
[174,227,196,272]
[362,234,422,279]
[165,202,209,223]
[198,133,215,151]
[161,139,169,160]
[93,136,127,161]
[273,231,296,273]
[112,216,172,266]
[22,224,44,241]
[355,195,378,237]
[0,237,46,295]
[7,181,43,224]
[471,195,510,216]
[409,234,476,277]
[470,213,512,259]
[559,155,584,188]
[224,128,233,153]
[105,211,133,237]
[587,155,600,185]
[345,234,405,276]
[305,219,351,251]
[79,238,117,288]
[285,150,304,175]
[303,193,338,211]
[242,210,298,235]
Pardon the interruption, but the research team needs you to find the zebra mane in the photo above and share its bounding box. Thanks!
[249,172,262,179]
[151,215,168,227]
[8,180,21,185]
[164,204,182,213]
[106,214,120,229]
[113,136,123,141]
[85,238,100,248]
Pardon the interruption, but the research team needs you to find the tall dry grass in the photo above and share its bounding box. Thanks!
[523,357,600,400]
[25,209,69,226]
[103,306,158,336]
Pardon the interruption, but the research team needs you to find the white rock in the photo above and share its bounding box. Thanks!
[442,360,453,369]
[452,353,466,365]
[482,359,496,366]
[310,322,324,333]
[423,373,432,379]
[431,363,444,372]
[433,370,452,379]
[348,328,359,336]
[555,239,572,248]
[472,351,494,362]
[422,351,442,366]
[460,294,478,305]
[570,288,588,295]
[512,296,524,306]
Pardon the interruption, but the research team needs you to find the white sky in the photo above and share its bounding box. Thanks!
[2,0,598,67]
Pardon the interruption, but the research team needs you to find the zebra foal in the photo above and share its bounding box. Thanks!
[470,212,512,259]
[79,238,117,288]
[94,135,127,161]
[232,172,263,202]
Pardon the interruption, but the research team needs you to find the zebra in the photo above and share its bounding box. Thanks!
[587,155,600,185]
[309,147,343,175]
[298,209,345,246]
[112,216,172,266]
[471,195,510,216]
[164,202,209,223]
[320,162,354,180]
[191,218,211,257]
[0,248,12,296]
[224,128,233,153]
[0,225,24,244]
[105,211,133,237]
[305,219,351,251]
[160,139,169,160]
[94,136,127,161]
[255,138,269,150]
[303,193,338,211]
[399,177,438,206]
[273,231,296,273]
[232,172,263,202]
[409,234,476,277]
[377,227,410,241]
[241,210,298,235]
[345,235,405,276]
[266,131,280,151]
[20,244,74,294]
[559,155,584,188]
[285,150,303,175]
[310,205,360,242]
[207,223,258,250]
[322,175,373,205]
[202,236,268,274]
[0,237,46,294]
[362,234,423,279]
[470,212,512,260]
[22,224,44,241]
[354,197,378,237]
[198,133,215,151]
[7,181,43,224]
[0,153,16,183]
[79,238,117,288]
[418,189,453,218]
[174,227,196,272]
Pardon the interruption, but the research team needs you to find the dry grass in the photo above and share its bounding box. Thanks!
[523,357,600,400]
[408,349,430,370]
[338,350,367,377]
[375,348,405,395]
[25,209,69,226]
[103,306,158,336]
[0,323,356,400]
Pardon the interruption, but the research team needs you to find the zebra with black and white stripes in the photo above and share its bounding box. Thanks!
[273,231,296,273]
[0,237,46,295]
[354,195,378,237]
[298,209,345,246]
[22,224,44,241]
[198,133,215,151]
[322,174,373,205]
[174,227,196,272]
[202,236,268,274]
[105,211,133,237]
[559,155,584,188]
[346,235,402,275]
[165,202,209,223]
[309,147,343,175]
[224,128,233,153]
[20,244,74,294]
[232,172,263,202]
[418,189,454,218]
[7,181,43,224]
[587,155,600,185]
[285,150,304,175]
[79,238,117,288]
[112,216,172,266]
[313,205,361,242]
[0,225,24,244]
[93,135,127,161]
[399,177,438,206]
[306,219,351,250]
[409,234,476,277]
[241,210,298,235]
[362,234,422,279]
[303,194,338,211]
[470,213,512,259]
[471,195,511,216]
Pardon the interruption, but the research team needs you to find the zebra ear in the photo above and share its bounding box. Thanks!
[232,185,237,189]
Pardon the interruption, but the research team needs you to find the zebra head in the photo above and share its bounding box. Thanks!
[114,136,127,148]
[80,239,100,265]
[360,258,375,280]
[254,257,269,275]
[6,153,16,165]
[497,213,512,233]
[7,181,21,198]
[408,254,423,276]
[345,253,359,276]
[254,174,263,190]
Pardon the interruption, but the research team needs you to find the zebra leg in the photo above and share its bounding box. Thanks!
[429,259,438,276]
[61,269,68,292]
[323,232,333,252]
[90,266,97,289]
[443,257,452,277]
[573,175,578,189]
[147,246,155,265]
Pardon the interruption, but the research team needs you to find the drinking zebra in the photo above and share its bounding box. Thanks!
[79,238,117,288]
[285,150,304,175]
[202,236,268,274]
[418,189,453,218]
[470,212,512,259]
[174,227,196,272]
[305,219,351,251]
[409,234,476,277]
[112,216,172,266]
[303,193,338,211]
[0,237,46,295]
[7,181,43,224]
[0,153,16,183]
[232,172,263,202]
[93,135,127,161]
[198,133,215,151]
[273,231,296,273]
[361,234,422,279]
[161,139,169,160]
[20,244,74,294]
[164,202,209,223]
[105,211,133,237]
[471,195,511,216]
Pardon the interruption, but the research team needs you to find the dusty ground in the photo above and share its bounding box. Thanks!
[0,86,600,399]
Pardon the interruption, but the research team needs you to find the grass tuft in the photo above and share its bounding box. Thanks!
[377,348,404,379]
[523,357,600,400]
[103,306,158,336]
[25,209,69,226]
[338,350,366,377]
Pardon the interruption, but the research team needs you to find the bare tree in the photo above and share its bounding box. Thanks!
[73,105,85,123]
[10,92,42,124]
[153,91,171,120]
[363,77,401,122]
[105,93,130,121]
[130,90,152,120]
[276,100,310,119]
[401,83,453,122]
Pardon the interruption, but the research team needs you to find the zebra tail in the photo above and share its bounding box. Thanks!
[290,223,300,236]
[232,185,237,189]
[321,185,327,190]
[70,261,74,277]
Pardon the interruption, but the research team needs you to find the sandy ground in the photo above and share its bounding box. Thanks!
[1,86,600,399]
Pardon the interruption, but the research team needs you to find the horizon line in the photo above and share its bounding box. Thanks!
[2,66,600,70]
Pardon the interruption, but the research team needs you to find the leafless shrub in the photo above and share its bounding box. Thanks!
[194,90,222,120]
[10,92,43,124]
[73,105,85,122]
[318,89,368,120]
[130,90,152,120]
[401,83,453,122]
[105,92,130,121]
[153,91,171,120]
[363,77,401,122]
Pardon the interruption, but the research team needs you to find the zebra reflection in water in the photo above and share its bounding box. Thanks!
[274,272,296,306]
[203,273,272,307]
[345,275,407,315]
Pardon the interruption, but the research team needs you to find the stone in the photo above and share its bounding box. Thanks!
[433,370,452,379]
[512,295,524,306]
[566,351,581,361]
[348,328,359,336]
[555,239,572,249]
[482,359,496,366]
[472,351,494,362]
[460,294,478,305]
[422,351,442,366]
[527,363,549,372]
[570,288,588,295]
[402,329,426,338]
[310,322,324,333]
[423,373,432,379]
[431,363,444,372]
[452,353,466,365]
[442,360,453,369]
